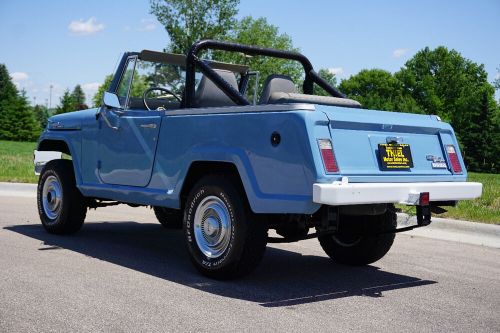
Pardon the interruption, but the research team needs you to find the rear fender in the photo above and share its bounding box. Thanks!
[171,146,316,214]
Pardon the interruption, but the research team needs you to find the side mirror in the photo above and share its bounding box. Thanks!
[103,91,122,109]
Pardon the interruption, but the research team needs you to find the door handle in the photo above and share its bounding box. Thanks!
[140,123,157,129]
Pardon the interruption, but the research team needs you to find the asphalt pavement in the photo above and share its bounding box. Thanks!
[0,183,499,332]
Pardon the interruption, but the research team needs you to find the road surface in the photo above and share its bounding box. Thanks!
[0,194,499,332]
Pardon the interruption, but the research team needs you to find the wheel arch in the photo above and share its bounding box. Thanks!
[37,139,72,156]
[36,138,82,186]
[179,161,251,210]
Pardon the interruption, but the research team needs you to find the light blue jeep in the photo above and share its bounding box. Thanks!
[35,40,482,279]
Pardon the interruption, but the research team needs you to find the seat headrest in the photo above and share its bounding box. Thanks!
[259,74,298,104]
[195,69,238,108]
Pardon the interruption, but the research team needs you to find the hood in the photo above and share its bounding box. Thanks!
[47,108,99,130]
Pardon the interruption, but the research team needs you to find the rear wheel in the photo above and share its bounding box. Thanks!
[37,159,87,234]
[183,175,268,279]
[153,206,182,229]
[318,205,397,265]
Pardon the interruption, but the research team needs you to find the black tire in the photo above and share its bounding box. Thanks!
[318,205,397,265]
[37,159,87,234]
[153,206,182,229]
[275,215,310,241]
[183,174,268,279]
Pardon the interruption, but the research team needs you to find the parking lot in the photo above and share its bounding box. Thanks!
[1,194,499,332]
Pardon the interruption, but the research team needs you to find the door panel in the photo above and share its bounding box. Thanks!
[98,109,161,187]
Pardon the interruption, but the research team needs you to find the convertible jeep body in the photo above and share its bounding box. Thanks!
[35,40,482,279]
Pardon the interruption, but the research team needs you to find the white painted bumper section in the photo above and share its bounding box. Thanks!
[313,181,483,205]
[34,150,62,175]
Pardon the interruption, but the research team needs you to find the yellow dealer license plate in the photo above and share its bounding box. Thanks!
[378,143,414,170]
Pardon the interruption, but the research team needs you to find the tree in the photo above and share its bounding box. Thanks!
[493,66,500,92]
[396,46,499,172]
[93,73,149,108]
[314,68,337,96]
[216,16,303,97]
[150,0,239,54]
[339,69,423,113]
[458,84,499,172]
[129,74,150,98]
[71,84,87,110]
[0,64,40,141]
[151,0,305,97]
[92,75,113,107]
[15,90,41,141]
[396,46,488,123]
[55,90,75,115]
[0,64,18,139]
[33,104,49,129]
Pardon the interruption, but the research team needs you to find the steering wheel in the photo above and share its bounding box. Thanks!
[142,87,182,111]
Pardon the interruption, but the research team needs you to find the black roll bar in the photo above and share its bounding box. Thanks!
[184,39,345,108]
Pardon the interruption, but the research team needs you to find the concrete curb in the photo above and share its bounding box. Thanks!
[397,214,500,248]
[0,182,37,198]
[1,182,499,248]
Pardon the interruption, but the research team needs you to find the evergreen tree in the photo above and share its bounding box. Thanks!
[493,66,500,91]
[33,104,49,129]
[459,85,499,172]
[14,90,41,141]
[0,64,40,141]
[71,84,87,110]
[55,90,75,115]
[0,64,18,140]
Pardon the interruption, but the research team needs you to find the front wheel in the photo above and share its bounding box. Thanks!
[318,205,397,265]
[37,159,87,234]
[183,175,268,279]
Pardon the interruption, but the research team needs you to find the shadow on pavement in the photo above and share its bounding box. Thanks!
[6,221,436,307]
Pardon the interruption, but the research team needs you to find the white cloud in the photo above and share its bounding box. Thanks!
[328,67,344,76]
[82,82,101,96]
[10,72,29,88]
[138,18,157,31]
[10,72,29,82]
[495,72,500,80]
[68,17,105,35]
[124,19,157,32]
[393,48,409,58]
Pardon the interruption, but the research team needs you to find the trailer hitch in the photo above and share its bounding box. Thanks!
[268,201,433,243]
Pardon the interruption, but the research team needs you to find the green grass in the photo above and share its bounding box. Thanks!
[1,140,499,223]
[0,140,38,183]
[398,172,499,224]
[438,172,499,224]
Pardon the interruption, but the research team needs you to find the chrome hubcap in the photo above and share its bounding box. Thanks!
[194,196,232,259]
[42,175,62,220]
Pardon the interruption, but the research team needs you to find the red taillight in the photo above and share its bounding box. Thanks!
[419,192,430,206]
[318,139,339,173]
[446,145,462,174]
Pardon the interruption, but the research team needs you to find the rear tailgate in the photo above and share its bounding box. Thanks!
[318,106,465,182]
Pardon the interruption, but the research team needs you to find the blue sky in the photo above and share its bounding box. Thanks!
[0,0,499,106]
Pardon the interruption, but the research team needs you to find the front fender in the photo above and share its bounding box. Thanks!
[37,130,83,186]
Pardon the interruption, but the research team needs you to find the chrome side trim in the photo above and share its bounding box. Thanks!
[164,103,315,116]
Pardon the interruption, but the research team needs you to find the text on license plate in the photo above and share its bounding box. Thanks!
[378,143,414,170]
